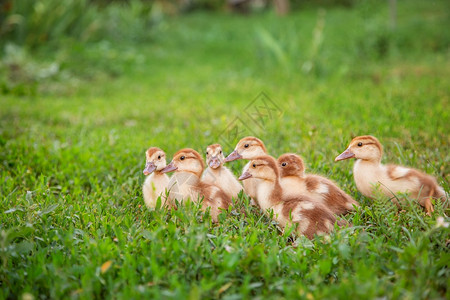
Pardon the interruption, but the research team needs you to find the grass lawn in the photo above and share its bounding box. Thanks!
[1,0,449,299]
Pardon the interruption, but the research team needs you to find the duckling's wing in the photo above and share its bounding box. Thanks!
[386,164,413,181]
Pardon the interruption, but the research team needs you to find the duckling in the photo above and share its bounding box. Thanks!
[224,136,268,201]
[335,135,446,214]
[202,143,243,200]
[278,153,359,215]
[142,147,170,208]
[161,148,232,222]
[239,155,337,239]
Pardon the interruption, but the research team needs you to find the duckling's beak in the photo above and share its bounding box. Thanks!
[238,171,252,181]
[209,157,221,169]
[225,150,242,162]
[335,148,355,161]
[143,162,156,175]
[161,161,177,173]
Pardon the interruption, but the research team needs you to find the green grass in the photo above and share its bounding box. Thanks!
[1,0,449,299]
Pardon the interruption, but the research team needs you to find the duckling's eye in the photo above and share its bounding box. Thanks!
[158,155,161,159]
[180,156,185,160]
[281,162,287,167]
[206,152,208,155]
[219,150,222,154]
[244,144,249,148]
[252,164,256,168]
[357,142,363,147]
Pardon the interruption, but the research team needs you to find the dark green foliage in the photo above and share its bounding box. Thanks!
[0,0,156,48]
[291,0,357,9]
[1,0,449,299]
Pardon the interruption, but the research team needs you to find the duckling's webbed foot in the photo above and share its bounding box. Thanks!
[424,197,434,216]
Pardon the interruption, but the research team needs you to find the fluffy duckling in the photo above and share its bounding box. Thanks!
[335,135,446,214]
[202,144,243,200]
[142,147,170,208]
[225,136,268,201]
[161,148,232,222]
[239,155,337,239]
[278,153,359,215]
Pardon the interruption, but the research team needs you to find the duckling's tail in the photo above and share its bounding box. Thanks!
[435,186,448,208]
[336,219,352,227]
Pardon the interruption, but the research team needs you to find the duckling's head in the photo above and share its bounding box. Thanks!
[277,153,305,177]
[225,136,267,162]
[206,144,225,169]
[143,147,167,175]
[239,155,279,182]
[335,135,383,163]
[161,148,205,177]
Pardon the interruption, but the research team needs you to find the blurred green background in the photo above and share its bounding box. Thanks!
[1,0,449,299]
[1,0,449,96]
